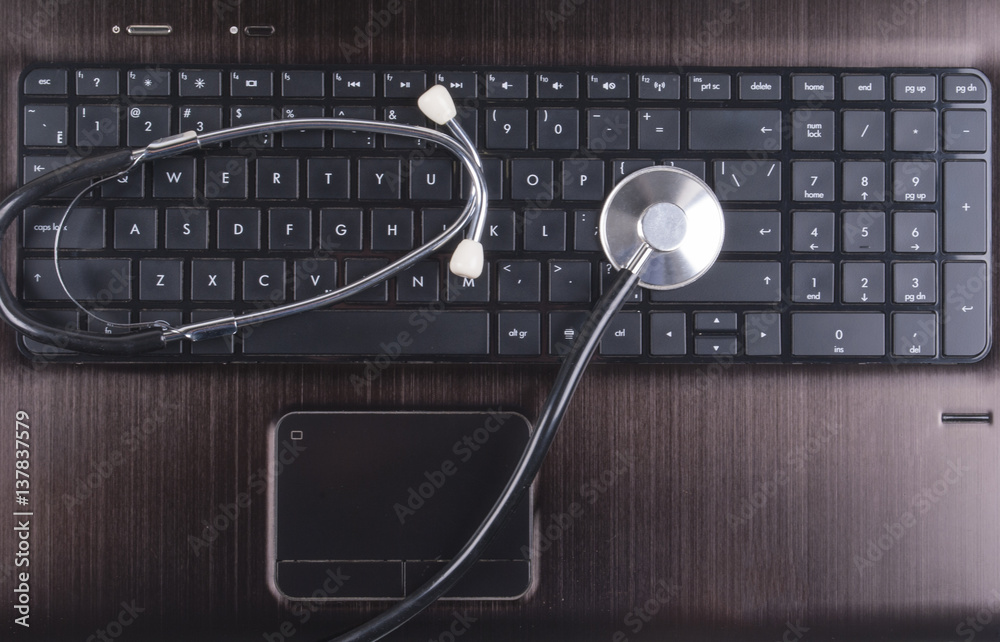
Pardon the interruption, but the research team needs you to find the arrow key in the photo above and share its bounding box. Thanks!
[650,312,686,356]
[694,312,737,332]
[792,210,835,252]
[745,312,782,356]
[842,262,885,303]
[694,335,738,356]
[893,211,935,253]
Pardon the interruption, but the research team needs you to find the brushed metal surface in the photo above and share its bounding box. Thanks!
[0,1,998,640]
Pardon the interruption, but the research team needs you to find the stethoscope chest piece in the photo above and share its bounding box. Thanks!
[599,166,725,290]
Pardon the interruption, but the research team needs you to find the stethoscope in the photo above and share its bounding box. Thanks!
[0,86,725,641]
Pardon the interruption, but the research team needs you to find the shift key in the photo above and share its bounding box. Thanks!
[649,261,780,302]
[689,110,782,150]
[23,258,131,300]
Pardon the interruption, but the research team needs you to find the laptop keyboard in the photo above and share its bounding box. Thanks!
[16,65,992,363]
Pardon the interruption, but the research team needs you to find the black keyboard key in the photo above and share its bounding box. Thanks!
[114,208,157,250]
[486,108,528,150]
[139,259,183,301]
[650,262,780,303]
[482,209,516,252]
[218,208,260,250]
[690,110,781,151]
[419,209,462,248]
[943,161,987,253]
[320,209,363,251]
[137,310,182,354]
[612,159,655,185]
[127,105,171,146]
[497,261,541,303]
[231,106,274,146]
[792,211,834,252]
[178,70,222,96]
[23,258,130,301]
[371,208,414,251]
[791,161,834,202]
[396,262,440,302]
[943,74,987,102]
[409,159,453,200]
[24,68,67,94]
[127,68,171,96]
[791,262,834,303]
[792,110,835,151]
[281,70,325,97]
[435,71,478,98]
[600,312,642,356]
[511,160,554,202]
[332,106,375,148]
[536,109,579,150]
[486,72,528,99]
[165,208,209,250]
[943,110,988,152]
[523,210,565,251]
[231,70,273,97]
[294,260,337,300]
[892,262,936,304]
[536,72,578,99]
[384,71,426,98]
[842,111,885,152]
[242,311,489,355]
[87,309,131,335]
[307,158,350,200]
[599,262,642,304]
[694,312,737,332]
[548,260,591,303]
[843,75,885,101]
[842,262,885,303]
[587,109,629,150]
[152,157,196,198]
[561,159,604,201]
[713,160,781,202]
[358,159,401,200]
[942,262,988,357]
[22,206,105,249]
[638,73,681,99]
[893,75,936,101]
[23,105,67,146]
[893,211,935,253]
[102,168,144,199]
[694,336,738,356]
[190,310,235,355]
[269,208,312,250]
[791,74,834,100]
[447,263,490,303]
[574,210,601,252]
[649,313,686,355]
[739,74,781,100]
[842,210,886,253]
[549,310,589,356]
[333,72,375,97]
[257,158,299,199]
[720,210,781,252]
[892,161,935,203]
[76,105,118,147]
[689,73,731,100]
[892,312,937,357]
[180,106,223,136]
[791,312,885,356]
[345,258,389,302]
[744,312,781,356]
[842,161,885,202]
[637,109,680,150]
[243,259,286,301]
[76,69,119,96]
[383,106,427,149]
[587,72,629,99]
[893,110,936,152]
[191,260,235,301]
[281,105,325,148]
[205,156,248,199]
[498,312,541,356]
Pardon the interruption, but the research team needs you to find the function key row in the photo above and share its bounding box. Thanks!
[24,67,989,102]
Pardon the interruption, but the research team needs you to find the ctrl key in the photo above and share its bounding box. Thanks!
[791,312,884,357]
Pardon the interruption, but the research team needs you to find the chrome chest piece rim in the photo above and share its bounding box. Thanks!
[599,166,725,290]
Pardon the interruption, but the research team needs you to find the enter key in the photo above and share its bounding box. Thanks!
[943,262,989,358]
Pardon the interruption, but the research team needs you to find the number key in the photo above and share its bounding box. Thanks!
[842,210,886,253]
[893,211,936,253]
[486,108,528,150]
[792,211,835,252]
[892,161,936,203]
[842,262,885,303]
[127,105,171,146]
[842,161,885,202]
[536,109,579,150]
[893,262,936,304]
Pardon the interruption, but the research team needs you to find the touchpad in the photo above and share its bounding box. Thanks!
[271,411,532,600]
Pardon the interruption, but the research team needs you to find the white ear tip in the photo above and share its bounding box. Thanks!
[418,85,458,125]
[449,239,484,279]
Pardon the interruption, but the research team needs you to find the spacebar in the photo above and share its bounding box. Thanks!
[241,310,489,355]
